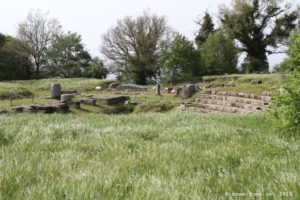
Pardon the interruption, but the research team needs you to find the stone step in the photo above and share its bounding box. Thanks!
[192,102,255,114]
[199,94,270,106]
[205,91,272,102]
[197,98,269,111]
[177,104,224,114]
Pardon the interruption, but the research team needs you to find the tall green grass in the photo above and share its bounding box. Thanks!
[0,112,299,199]
[202,73,291,83]
[0,78,114,99]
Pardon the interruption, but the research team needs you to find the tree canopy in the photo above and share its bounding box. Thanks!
[0,34,33,81]
[201,31,238,75]
[101,12,170,85]
[160,33,199,83]
[46,31,92,78]
[220,0,298,72]
[17,10,62,78]
[195,12,215,49]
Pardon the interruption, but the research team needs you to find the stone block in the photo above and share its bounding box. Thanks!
[61,90,77,95]
[80,98,96,106]
[96,96,130,105]
[61,94,73,102]
[108,82,121,90]
[0,109,8,114]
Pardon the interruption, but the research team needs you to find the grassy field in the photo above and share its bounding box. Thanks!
[0,78,181,112]
[201,73,292,95]
[0,74,299,199]
[0,112,299,199]
[0,74,292,112]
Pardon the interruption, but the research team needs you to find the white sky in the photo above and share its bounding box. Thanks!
[0,0,299,67]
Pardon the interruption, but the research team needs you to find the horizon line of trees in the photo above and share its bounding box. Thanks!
[0,0,299,84]
[0,11,108,81]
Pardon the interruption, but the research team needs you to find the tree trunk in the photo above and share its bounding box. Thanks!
[135,71,147,85]
[246,47,269,73]
[36,63,40,79]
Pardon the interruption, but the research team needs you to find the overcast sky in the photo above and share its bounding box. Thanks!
[0,0,299,67]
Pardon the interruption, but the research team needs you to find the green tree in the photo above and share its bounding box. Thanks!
[17,10,61,78]
[0,33,5,47]
[195,12,215,49]
[0,34,33,81]
[101,12,170,85]
[272,59,292,73]
[84,57,109,79]
[272,33,300,136]
[201,31,238,75]
[288,33,300,71]
[46,31,92,78]
[220,0,298,72]
[160,33,199,83]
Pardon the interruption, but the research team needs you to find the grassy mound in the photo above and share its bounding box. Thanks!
[0,82,33,100]
[202,73,290,84]
[0,112,299,199]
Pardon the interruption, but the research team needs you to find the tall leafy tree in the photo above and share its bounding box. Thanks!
[0,34,33,80]
[84,57,109,79]
[46,32,92,78]
[101,12,170,85]
[17,10,61,78]
[220,0,298,72]
[195,12,215,49]
[201,31,238,75]
[160,33,199,83]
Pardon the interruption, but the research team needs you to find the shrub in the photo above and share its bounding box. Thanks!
[272,71,300,136]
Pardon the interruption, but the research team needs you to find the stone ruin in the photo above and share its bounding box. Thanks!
[169,84,198,98]
[177,90,272,115]
[95,86,101,93]
[50,83,77,99]
[204,83,235,89]
[156,84,161,95]
[50,83,61,99]
[108,82,147,92]
[12,102,69,114]
[9,83,79,114]
[0,109,8,115]
[61,94,73,103]
[1,82,136,114]
[182,84,197,98]
[108,82,121,90]
[80,96,130,106]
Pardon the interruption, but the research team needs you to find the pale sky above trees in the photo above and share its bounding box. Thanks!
[0,0,299,67]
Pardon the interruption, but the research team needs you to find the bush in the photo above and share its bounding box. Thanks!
[272,71,300,136]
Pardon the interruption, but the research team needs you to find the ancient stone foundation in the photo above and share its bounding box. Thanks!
[177,90,272,115]
[12,102,69,114]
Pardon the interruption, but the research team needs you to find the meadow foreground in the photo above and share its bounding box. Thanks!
[0,112,299,199]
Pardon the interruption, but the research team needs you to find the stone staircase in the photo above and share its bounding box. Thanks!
[177,90,272,114]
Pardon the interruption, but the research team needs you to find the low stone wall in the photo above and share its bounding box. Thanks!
[11,102,69,114]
